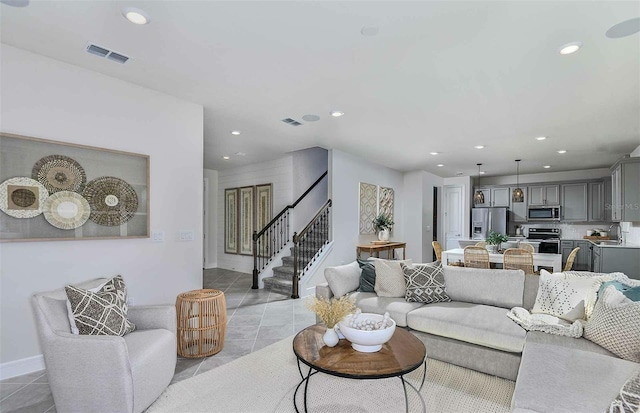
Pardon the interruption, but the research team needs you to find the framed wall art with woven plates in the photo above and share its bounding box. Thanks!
[0,133,149,242]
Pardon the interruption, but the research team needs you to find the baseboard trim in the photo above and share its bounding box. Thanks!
[0,354,45,380]
[203,261,218,269]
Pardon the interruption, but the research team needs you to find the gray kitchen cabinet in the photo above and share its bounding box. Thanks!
[597,246,640,279]
[491,187,510,207]
[473,187,491,208]
[610,157,640,222]
[588,181,605,222]
[561,183,588,222]
[529,185,559,206]
[510,186,527,223]
[591,245,601,273]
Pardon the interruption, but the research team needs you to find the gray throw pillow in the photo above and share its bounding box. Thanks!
[401,261,451,303]
[357,259,376,292]
[65,275,135,336]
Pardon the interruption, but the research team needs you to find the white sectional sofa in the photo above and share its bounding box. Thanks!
[315,264,638,412]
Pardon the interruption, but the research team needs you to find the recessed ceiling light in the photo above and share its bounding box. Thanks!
[557,150,567,154]
[231,130,241,135]
[535,136,547,141]
[429,152,439,155]
[543,165,551,169]
[330,110,344,117]
[559,42,582,55]
[480,171,486,175]
[474,145,485,149]
[361,26,380,36]
[302,114,320,122]
[223,156,230,160]
[122,7,150,25]
[437,164,444,167]
[606,17,640,39]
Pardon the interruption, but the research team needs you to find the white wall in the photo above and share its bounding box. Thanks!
[0,46,203,368]
[325,149,405,265]
[291,147,328,231]
[204,169,219,268]
[216,156,293,273]
[402,171,444,262]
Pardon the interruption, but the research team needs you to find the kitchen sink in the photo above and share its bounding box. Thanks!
[593,240,620,246]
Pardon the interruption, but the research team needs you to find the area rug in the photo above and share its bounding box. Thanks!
[146,335,515,413]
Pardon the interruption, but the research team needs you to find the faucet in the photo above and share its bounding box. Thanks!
[609,223,622,244]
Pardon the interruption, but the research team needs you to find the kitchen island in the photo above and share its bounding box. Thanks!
[441,248,562,273]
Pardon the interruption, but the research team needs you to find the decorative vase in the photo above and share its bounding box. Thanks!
[378,229,390,241]
[323,326,339,347]
[486,244,498,253]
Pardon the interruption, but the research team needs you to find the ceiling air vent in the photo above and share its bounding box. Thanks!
[281,118,302,126]
[107,52,129,64]
[85,43,130,64]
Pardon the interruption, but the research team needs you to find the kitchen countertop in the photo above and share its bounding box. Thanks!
[587,240,640,249]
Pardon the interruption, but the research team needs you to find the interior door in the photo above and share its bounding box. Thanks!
[444,185,464,249]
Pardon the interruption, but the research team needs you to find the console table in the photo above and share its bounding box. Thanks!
[356,241,406,260]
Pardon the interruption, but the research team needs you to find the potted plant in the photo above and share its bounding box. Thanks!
[486,230,509,253]
[372,213,394,241]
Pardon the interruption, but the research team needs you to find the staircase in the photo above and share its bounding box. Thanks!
[263,231,328,296]
[253,171,331,298]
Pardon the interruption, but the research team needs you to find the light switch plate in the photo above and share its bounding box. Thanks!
[179,230,194,241]
[152,231,164,242]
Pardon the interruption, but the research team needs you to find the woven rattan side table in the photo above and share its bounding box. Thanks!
[176,289,227,358]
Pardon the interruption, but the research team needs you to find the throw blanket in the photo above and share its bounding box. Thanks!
[507,307,583,338]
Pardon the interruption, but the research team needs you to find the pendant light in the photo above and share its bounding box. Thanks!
[512,159,524,203]
[473,163,485,205]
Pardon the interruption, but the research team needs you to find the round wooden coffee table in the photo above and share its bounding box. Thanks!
[292,324,426,413]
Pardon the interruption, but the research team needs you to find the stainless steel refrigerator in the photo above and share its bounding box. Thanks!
[471,207,509,241]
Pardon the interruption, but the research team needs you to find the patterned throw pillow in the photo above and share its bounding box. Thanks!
[609,368,640,413]
[531,272,601,322]
[401,261,450,303]
[584,286,640,363]
[373,259,412,298]
[65,275,135,336]
[357,259,376,292]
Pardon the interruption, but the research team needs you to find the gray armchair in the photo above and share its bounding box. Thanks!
[32,278,177,413]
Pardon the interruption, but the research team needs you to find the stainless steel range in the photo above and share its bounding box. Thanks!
[527,228,561,254]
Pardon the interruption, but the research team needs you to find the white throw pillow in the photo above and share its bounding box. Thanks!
[584,285,640,362]
[324,261,361,297]
[374,259,412,298]
[532,273,600,322]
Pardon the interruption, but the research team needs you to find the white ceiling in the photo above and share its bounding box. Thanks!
[1,1,639,177]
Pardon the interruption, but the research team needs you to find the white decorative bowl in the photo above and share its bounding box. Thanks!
[337,313,396,353]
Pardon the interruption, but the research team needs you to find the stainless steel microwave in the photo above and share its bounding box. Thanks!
[527,206,561,221]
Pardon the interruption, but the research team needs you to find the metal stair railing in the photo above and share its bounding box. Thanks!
[292,199,332,298]
[252,171,328,289]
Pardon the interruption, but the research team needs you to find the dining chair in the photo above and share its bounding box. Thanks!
[518,242,535,254]
[503,248,535,274]
[432,241,443,261]
[563,247,580,271]
[475,241,487,248]
[464,246,490,269]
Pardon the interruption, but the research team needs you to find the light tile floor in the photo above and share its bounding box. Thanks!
[0,268,316,413]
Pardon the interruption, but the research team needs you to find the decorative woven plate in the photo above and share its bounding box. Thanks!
[32,155,86,194]
[82,177,138,226]
[0,177,49,218]
[43,191,91,230]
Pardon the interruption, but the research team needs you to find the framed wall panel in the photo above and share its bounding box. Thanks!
[224,188,239,254]
[256,183,273,257]
[379,186,395,224]
[359,182,377,234]
[238,186,254,255]
[0,132,149,242]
